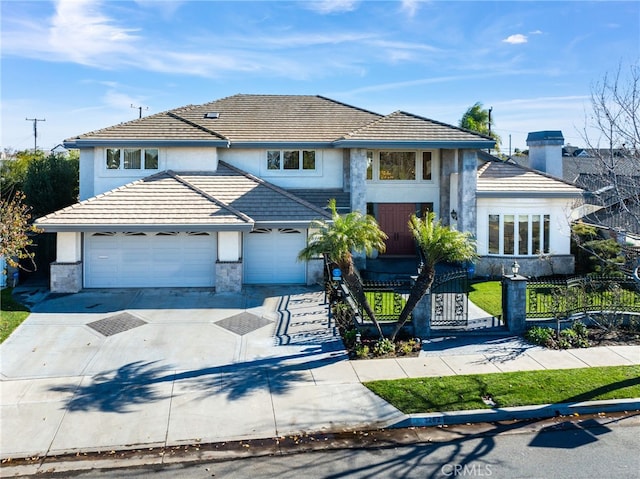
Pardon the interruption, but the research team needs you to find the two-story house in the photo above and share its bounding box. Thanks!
[35,95,582,292]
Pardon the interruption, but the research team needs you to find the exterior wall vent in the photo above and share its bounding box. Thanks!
[204,112,220,119]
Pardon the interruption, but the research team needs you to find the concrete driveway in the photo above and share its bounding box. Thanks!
[0,286,403,459]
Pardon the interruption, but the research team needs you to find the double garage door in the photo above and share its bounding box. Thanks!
[85,229,306,288]
[85,232,217,288]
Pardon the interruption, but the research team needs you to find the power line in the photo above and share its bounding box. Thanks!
[25,117,46,152]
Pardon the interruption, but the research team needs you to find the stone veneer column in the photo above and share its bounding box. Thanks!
[502,274,528,333]
[439,149,457,227]
[50,232,83,293]
[215,261,242,293]
[457,149,478,235]
[412,291,432,339]
[350,148,368,269]
[50,262,82,293]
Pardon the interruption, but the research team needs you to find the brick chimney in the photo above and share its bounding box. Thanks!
[526,131,564,178]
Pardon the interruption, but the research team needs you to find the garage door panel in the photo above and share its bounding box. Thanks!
[85,232,216,288]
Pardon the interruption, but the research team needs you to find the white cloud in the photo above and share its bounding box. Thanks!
[306,0,359,14]
[529,30,543,35]
[49,0,140,66]
[502,34,528,44]
[400,0,420,17]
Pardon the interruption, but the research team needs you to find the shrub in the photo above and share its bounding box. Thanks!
[355,343,370,359]
[373,338,395,356]
[525,326,555,347]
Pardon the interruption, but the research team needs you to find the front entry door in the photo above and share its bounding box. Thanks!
[377,203,416,255]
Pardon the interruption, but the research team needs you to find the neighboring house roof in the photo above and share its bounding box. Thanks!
[476,156,584,198]
[580,200,640,237]
[35,162,331,232]
[64,94,494,149]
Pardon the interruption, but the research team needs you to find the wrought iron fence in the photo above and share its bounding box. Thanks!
[361,280,411,322]
[526,276,640,319]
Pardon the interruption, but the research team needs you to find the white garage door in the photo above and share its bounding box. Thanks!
[244,228,306,284]
[85,232,216,288]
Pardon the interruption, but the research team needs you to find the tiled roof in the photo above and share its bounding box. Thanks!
[581,200,640,235]
[67,95,381,144]
[477,158,584,197]
[64,94,492,146]
[35,162,331,231]
[286,189,351,212]
[343,111,492,143]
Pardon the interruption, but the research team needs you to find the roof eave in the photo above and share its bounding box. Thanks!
[476,191,583,198]
[63,139,229,148]
[34,223,255,233]
[332,140,496,149]
[228,141,334,149]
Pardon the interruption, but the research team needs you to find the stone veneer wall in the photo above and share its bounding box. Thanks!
[475,255,575,278]
[50,262,83,293]
[215,261,242,292]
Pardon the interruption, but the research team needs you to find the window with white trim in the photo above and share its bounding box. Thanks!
[366,150,434,181]
[266,150,316,171]
[106,148,158,170]
[488,214,550,255]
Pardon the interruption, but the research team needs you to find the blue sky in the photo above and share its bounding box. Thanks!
[2,0,638,153]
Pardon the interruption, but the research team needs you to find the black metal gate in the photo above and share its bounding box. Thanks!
[430,270,470,327]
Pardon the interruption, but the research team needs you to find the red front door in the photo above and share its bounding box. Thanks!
[377,203,416,255]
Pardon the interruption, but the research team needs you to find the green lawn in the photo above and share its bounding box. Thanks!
[1,288,30,343]
[468,280,502,317]
[365,365,640,413]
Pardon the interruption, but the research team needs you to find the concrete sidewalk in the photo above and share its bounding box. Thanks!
[1,283,639,465]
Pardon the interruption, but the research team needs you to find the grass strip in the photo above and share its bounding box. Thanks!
[1,288,30,343]
[365,365,640,413]
[468,281,502,317]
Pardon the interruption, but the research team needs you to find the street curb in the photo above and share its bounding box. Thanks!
[391,398,640,428]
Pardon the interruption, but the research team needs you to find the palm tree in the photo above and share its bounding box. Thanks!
[459,102,501,150]
[392,212,477,340]
[298,199,388,338]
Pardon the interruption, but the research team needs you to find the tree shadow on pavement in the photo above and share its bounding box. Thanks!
[50,350,347,413]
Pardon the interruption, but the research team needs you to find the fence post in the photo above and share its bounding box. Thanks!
[413,289,431,339]
[502,274,528,333]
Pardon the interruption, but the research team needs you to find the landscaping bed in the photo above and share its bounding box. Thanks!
[525,320,640,349]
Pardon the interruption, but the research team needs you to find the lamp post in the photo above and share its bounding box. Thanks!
[511,260,520,277]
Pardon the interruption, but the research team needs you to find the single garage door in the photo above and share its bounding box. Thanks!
[244,228,306,284]
[85,232,216,288]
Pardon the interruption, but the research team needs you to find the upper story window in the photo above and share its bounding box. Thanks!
[367,150,434,182]
[267,150,316,171]
[106,148,158,170]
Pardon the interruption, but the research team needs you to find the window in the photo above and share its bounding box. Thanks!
[366,150,435,181]
[488,215,499,254]
[422,152,432,180]
[379,152,415,180]
[266,150,316,171]
[487,214,550,256]
[366,151,373,180]
[106,148,158,170]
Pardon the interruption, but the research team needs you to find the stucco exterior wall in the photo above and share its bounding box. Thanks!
[476,196,574,256]
[87,146,218,197]
[219,148,344,189]
[365,149,440,211]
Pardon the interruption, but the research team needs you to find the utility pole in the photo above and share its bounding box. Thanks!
[487,107,493,154]
[25,117,46,152]
[131,104,148,119]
